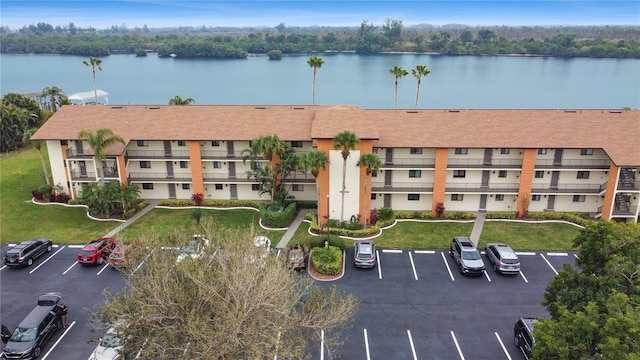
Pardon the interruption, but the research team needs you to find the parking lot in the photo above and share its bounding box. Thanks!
[1,244,577,360]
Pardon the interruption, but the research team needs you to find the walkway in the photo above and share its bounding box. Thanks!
[469,210,486,246]
[275,210,308,250]
[102,199,160,238]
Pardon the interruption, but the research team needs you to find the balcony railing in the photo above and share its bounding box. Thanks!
[372,182,434,192]
[446,182,520,193]
[531,183,606,193]
[618,179,640,190]
[383,157,435,167]
[447,158,522,168]
[65,148,92,158]
[536,158,611,168]
[128,172,192,181]
[126,150,190,159]
[201,150,248,159]
[70,171,96,181]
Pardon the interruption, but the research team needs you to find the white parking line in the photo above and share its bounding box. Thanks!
[546,252,568,256]
[519,271,529,283]
[515,251,536,256]
[67,245,84,248]
[407,330,418,360]
[320,329,324,360]
[63,261,79,274]
[377,250,382,280]
[42,320,75,360]
[494,332,513,360]
[29,246,66,274]
[574,253,579,259]
[440,252,455,281]
[409,252,418,281]
[382,249,403,253]
[363,329,371,360]
[96,263,110,275]
[450,331,466,360]
[540,254,559,275]
[484,270,492,282]
[414,250,435,254]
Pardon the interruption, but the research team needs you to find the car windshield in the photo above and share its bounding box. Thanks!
[180,241,198,254]
[100,332,122,348]
[462,250,481,260]
[10,327,37,342]
[80,249,95,256]
[503,259,519,264]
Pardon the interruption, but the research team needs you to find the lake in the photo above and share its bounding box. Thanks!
[1,53,639,109]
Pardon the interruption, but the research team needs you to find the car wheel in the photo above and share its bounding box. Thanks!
[56,319,63,329]
[33,346,42,358]
[449,248,454,257]
[458,263,464,274]
[27,258,33,266]
[514,335,519,347]
[494,263,499,273]
[47,244,52,252]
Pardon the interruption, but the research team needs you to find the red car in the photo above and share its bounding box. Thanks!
[77,237,116,265]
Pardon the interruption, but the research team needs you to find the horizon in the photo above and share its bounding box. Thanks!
[1,1,639,30]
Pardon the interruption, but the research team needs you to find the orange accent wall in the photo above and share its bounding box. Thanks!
[189,141,204,195]
[357,140,374,224]
[316,139,333,225]
[61,143,72,195]
[117,155,127,184]
[517,149,537,216]
[601,163,619,220]
[432,148,449,213]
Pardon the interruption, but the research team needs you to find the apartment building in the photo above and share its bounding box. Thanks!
[31,106,640,223]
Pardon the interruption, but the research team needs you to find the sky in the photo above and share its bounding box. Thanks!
[1,0,639,30]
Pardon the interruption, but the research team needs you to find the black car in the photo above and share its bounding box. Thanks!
[3,238,53,267]
[1,292,64,359]
[514,317,539,359]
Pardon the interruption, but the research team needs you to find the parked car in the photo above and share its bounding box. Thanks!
[449,236,485,276]
[514,317,539,359]
[286,243,308,271]
[3,238,53,267]
[354,240,376,268]
[485,243,520,274]
[1,292,64,359]
[88,327,123,360]
[78,238,116,265]
[108,244,130,270]
[176,234,210,262]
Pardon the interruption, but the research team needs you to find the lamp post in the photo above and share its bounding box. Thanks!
[326,194,330,247]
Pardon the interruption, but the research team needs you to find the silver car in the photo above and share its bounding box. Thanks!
[450,236,485,276]
[485,243,520,274]
[354,240,376,268]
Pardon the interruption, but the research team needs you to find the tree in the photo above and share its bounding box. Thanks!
[92,225,359,359]
[298,149,330,218]
[382,18,403,43]
[356,153,382,228]
[168,95,195,105]
[242,135,294,203]
[23,128,50,185]
[307,56,325,106]
[82,57,103,104]
[389,66,408,109]
[41,85,64,112]
[77,128,125,186]
[536,221,640,359]
[411,65,431,109]
[0,103,31,152]
[332,131,360,222]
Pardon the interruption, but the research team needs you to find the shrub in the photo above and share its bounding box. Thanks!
[54,193,70,204]
[309,235,346,251]
[435,202,445,218]
[311,246,342,275]
[376,207,395,222]
[38,184,53,200]
[191,192,204,206]
[369,209,378,225]
[31,189,44,201]
[259,201,297,228]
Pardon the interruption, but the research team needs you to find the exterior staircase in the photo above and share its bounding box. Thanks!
[614,193,630,213]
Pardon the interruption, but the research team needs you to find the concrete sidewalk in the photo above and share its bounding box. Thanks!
[103,199,160,238]
[275,210,308,250]
[469,210,486,246]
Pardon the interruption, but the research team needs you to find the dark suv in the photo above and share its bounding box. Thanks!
[3,239,53,268]
[1,293,64,359]
[449,236,485,276]
[514,317,539,359]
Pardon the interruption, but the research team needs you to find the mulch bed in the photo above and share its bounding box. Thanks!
[307,254,343,281]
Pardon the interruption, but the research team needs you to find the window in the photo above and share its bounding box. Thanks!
[577,171,590,179]
[580,148,594,155]
[451,194,464,201]
[142,183,154,190]
[409,170,422,178]
[137,140,149,147]
[213,161,222,169]
[215,184,223,190]
[372,171,378,177]
[453,170,466,178]
[371,194,377,200]
[498,170,507,178]
[182,184,190,190]
[408,194,420,201]
[500,148,510,154]
[532,195,541,201]
[495,194,504,201]
[140,161,151,169]
[291,141,303,148]
[538,149,547,155]
[179,161,188,169]
[455,148,468,155]
[251,184,260,191]
[410,148,423,154]
[573,195,586,202]
[177,140,186,147]
[535,171,544,178]
[292,184,304,191]
[212,141,220,147]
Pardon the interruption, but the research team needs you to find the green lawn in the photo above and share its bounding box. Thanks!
[1,147,581,250]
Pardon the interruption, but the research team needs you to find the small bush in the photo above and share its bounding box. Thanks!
[376,207,395,222]
[311,246,342,275]
[38,184,53,200]
[32,189,44,201]
[191,192,204,206]
[310,235,346,250]
[259,201,297,228]
[435,202,445,218]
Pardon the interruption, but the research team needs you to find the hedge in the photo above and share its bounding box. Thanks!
[311,246,342,275]
[258,201,297,228]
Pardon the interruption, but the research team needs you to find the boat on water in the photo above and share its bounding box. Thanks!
[68,90,109,105]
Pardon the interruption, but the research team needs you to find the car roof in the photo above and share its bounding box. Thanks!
[356,241,374,252]
[488,243,518,258]
[519,317,540,332]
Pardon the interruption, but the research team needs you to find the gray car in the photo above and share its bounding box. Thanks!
[485,243,520,274]
[354,240,376,268]
[449,236,485,276]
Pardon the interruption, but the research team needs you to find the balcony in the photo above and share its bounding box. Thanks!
[201,150,248,159]
[126,150,190,159]
[65,148,92,159]
[372,182,434,193]
[447,158,522,168]
[70,171,96,181]
[283,173,315,183]
[446,182,520,193]
[128,172,192,181]
[531,183,606,194]
[536,158,610,169]
[382,157,435,168]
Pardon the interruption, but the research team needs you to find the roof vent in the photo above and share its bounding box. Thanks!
[148,107,160,110]
[111,106,123,109]
[406,110,418,114]
[564,110,577,113]
[255,106,267,109]
[293,107,305,110]
[448,110,460,113]
[609,110,622,114]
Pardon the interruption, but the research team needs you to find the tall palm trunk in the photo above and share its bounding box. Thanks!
[341,158,347,222]
[312,68,317,106]
[92,68,98,104]
[35,144,50,185]
[414,78,422,109]
[363,172,369,228]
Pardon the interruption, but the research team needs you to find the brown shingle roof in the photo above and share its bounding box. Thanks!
[32,106,640,166]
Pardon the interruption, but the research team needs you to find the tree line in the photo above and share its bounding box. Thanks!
[1,20,639,59]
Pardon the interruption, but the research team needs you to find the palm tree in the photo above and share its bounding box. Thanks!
[307,56,325,106]
[41,86,65,112]
[332,131,360,222]
[356,153,382,228]
[389,66,408,109]
[0,103,34,152]
[411,65,431,109]
[120,183,141,212]
[23,128,50,185]
[168,95,195,105]
[82,57,103,105]
[78,128,125,186]
[299,149,330,218]
[241,135,291,203]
